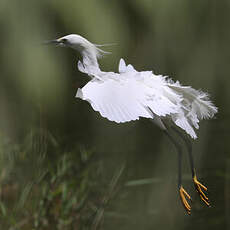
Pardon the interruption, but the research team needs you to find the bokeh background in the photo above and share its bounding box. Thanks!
[0,0,230,229]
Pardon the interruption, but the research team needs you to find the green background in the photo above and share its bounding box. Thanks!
[0,0,229,229]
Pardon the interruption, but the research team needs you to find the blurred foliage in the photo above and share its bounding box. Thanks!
[0,0,230,229]
[0,129,126,229]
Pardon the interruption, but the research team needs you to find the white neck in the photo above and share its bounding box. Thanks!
[71,37,102,74]
[81,47,100,70]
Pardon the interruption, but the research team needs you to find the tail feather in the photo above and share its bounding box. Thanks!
[169,84,218,119]
[167,82,218,139]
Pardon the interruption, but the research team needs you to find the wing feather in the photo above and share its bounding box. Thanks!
[76,79,154,123]
[76,58,217,139]
[76,70,180,124]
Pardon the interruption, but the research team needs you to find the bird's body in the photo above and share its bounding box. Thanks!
[77,57,217,139]
[47,34,218,214]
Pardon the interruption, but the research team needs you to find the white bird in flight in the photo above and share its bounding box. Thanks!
[46,34,217,214]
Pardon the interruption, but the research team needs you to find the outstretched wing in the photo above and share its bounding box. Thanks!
[76,58,217,139]
[76,60,180,124]
[76,78,154,123]
[76,59,180,124]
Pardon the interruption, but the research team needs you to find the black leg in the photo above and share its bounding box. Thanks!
[171,127,195,178]
[163,130,192,214]
[171,126,210,207]
[164,130,182,188]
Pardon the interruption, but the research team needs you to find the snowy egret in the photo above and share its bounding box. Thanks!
[46,34,217,214]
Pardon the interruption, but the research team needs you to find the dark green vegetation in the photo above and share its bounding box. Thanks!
[0,0,230,229]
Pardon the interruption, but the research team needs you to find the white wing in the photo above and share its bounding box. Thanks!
[76,58,217,139]
[76,59,180,123]
[76,78,153,123]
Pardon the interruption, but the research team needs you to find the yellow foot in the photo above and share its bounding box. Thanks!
[179,186,192,215]
[193,174,210,207]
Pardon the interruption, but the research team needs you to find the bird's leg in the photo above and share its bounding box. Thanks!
[164,130,192,214]
[171,127,210,207]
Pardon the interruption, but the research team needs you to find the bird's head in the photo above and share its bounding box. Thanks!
[45,34,93,52]
[45,34,110,68]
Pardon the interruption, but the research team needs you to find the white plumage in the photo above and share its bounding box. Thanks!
[50,34,218,139]
[77,57,217,139]
[47,34,218,214]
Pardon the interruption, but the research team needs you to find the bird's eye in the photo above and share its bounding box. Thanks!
[62,38,68,43]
